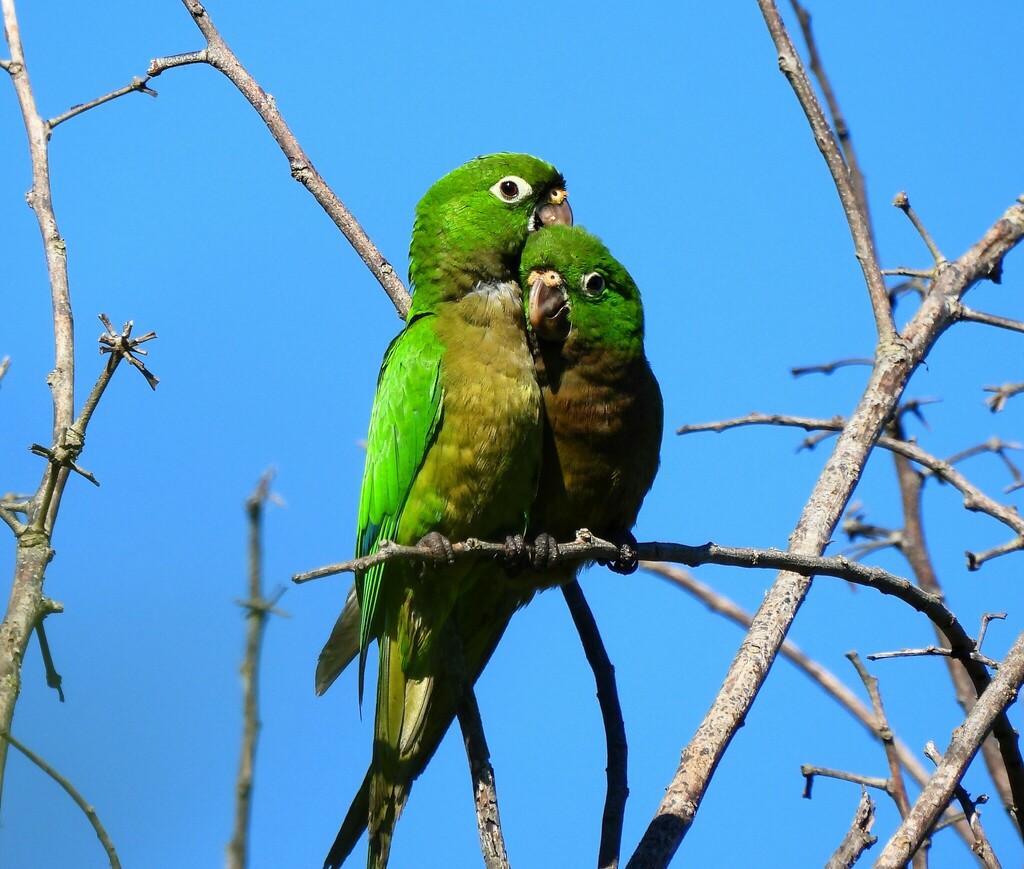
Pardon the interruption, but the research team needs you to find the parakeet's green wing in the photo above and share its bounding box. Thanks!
[355,312,444,696]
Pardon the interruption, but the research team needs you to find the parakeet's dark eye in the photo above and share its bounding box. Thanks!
[490,175,533,204]
[582,272,605,297]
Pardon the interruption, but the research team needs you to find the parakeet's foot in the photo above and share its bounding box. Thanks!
[530,532,561,571]
[608,541,639,575]
[598,534,639,575]
[416,532,455,567]
[501,534,527,568]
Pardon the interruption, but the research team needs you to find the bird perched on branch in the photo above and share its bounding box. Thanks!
[319,153,572,869]
[521,223,662,584]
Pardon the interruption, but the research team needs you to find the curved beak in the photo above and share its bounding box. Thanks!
[528,269,571,342]
[533,187,573,228]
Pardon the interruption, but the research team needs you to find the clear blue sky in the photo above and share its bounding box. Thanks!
[3,3,1023,867]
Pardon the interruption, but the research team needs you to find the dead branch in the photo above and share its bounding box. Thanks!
[925,742,1002,869]
[679,412,1024,566]
[874,630,1024,867]
[442,624,509,869]
[1,730,121,868]
[760,0,893,338]
[646,563,981,854]
[562,580,628,869]
[228,471,285,869]
[150,0,410,318]
[844,655,916,837]
[824,790,876,869]
[627,5,1024,856]
[984,382,1024,413]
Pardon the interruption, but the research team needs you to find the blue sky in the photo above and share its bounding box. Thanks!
[3,2,1023,867]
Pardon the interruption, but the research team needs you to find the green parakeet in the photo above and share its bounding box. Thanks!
[321,153,572,869]
[522,223,662,579]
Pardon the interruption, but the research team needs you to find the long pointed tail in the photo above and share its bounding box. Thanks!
[323,585,530,868]
[323,769,370,869]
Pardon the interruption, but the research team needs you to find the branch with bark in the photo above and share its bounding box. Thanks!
[1,0,159,812]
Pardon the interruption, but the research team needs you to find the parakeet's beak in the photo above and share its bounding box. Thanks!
[528,269,571,342]
[532,187,573,229]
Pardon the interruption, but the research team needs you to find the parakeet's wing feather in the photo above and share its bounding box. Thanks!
[355,313,444,697]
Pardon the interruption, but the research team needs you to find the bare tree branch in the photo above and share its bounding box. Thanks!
[791,358,872,377]
[844,654,918,861]
[789,1,871,234]
[47,77,157,130]
[984,382,1024,413]
[874,630,1024,867]
[957,307,1024,335]
[151,0,410,318]
[894,192,946,267]
[824,789,876,869]
[889,422,1016,820]
[227,470,285,869]
[1,0,74,806]
[802,766,890,796]
[679,412,1024,563]
[759,0,893,338]
[925,742,1003,869]
[628,58,1024,869]
[1,730,121,868]
[562,580,627,869]
[443,624,509,869]
[646,563,980,855]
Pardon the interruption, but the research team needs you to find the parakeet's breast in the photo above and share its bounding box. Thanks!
[536,349,662,540]
[401,282,542,543]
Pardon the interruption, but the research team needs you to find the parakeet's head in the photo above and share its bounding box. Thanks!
[521,224,645,351]
[410,153,572,301]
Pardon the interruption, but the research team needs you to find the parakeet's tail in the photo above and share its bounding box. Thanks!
[316,585,361,696]
[323,769,370,869]
[323,587,528,868]
[366,631,435,869]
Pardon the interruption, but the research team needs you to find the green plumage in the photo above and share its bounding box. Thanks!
[321,153,572,869]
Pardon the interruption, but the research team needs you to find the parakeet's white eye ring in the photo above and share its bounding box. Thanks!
[490,175,533,204]
[582,272,605,297]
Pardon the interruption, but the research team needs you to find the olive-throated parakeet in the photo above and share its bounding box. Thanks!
[522,223,662,580]
[321,153,572,869]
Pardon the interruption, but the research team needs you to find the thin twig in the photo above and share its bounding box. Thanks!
[1,730,121,868]
[679,412,1024,562]
[791,358,873,377]
[882,267,938,281]
[562,580,627,869]
[47,77,157,130]
[868,646,999,669]
[34,618,64,702]
[983,382,1024,413]
[802,766,889,796]
[894,192,947,266]
[790,1,871,234]
[844,655,917,844]
[956,306,1024,335]
[824,790,876,869]
[151,0,410,318]
[227,470,284,869]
